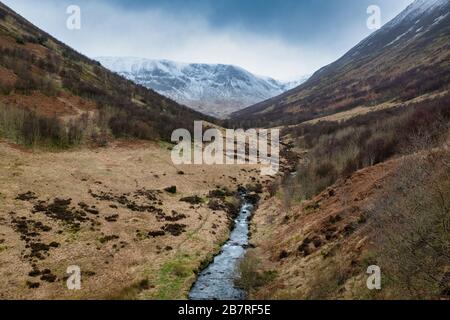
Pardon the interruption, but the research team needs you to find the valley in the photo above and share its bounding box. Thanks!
[0,0,449,302]
[0,139,267,299]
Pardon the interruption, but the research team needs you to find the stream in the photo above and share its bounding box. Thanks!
[189,195,254,300]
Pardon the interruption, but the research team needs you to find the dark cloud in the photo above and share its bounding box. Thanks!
[3,0,413,79]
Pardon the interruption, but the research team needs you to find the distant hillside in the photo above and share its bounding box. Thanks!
[232,0,450,127]
[96,57,308,118]
[0,2,211,148]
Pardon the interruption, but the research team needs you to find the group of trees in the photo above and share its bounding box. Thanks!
[0,104,86,148]
[282,94,450,202]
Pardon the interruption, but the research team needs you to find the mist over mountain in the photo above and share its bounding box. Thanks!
[96,57,308,118]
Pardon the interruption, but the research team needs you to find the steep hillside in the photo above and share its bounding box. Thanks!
[245,145,450,300]
[96,57,308,118]
[239,94,449,299]
[0,2,211,147]
[232,0,450,127]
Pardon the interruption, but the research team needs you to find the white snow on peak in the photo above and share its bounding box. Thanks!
[386,0,449,29]
[96,57,309,118]
[96,57,189,77]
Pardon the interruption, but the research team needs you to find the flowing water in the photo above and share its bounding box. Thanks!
[189,198,254,300]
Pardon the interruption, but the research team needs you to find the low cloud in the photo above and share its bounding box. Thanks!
[4,0,336,80]
[3,0,414,80]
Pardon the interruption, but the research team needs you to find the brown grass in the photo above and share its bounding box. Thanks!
[0,140,263,299]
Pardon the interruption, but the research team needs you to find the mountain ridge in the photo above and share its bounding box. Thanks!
[96,56,308,118]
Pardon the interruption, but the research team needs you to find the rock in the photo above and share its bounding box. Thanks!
[244,193,260,205]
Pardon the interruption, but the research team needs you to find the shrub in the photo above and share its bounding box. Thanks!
[315,161,337,179]
[371,151,450,299]
[267,179,280,198]
[359,136,396,167]
[342,157,359,177]
[0,82,13,95]
[91,130,109,148]
[235,251,277,293]
[305,257,353,300]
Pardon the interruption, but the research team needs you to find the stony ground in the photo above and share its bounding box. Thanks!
[0,139,266,299]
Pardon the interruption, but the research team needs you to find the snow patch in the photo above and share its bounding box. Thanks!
[385,26,415,47]
[385,0,448,29]
[431,12,449,26]
[95,57,309,117]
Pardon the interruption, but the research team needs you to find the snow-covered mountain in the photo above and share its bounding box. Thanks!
[96,57,308,118]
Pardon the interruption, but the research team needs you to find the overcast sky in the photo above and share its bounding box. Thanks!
[3,0,414,80]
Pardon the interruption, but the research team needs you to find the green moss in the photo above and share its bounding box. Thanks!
[135,230,148,241]
[153,254,196,300]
